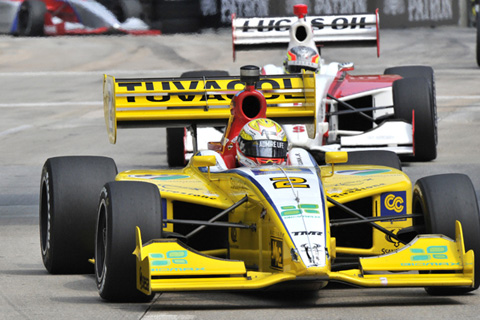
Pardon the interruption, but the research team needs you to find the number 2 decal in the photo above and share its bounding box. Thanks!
[270,177,310,189]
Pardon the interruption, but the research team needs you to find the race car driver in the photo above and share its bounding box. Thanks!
[284,45,320,73]
[236,118,289,166]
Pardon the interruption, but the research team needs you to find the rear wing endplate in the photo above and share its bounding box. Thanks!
[103,72,316,143]
[232,10,380,59]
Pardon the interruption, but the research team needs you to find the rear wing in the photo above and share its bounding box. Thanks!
[232,10,380,59]
[103,72,316,143]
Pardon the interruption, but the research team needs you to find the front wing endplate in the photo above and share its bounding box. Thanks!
[133,227,295,294]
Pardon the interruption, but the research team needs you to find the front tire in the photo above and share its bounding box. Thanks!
[95,181,162,302]
[385,65,437,148]
[392,78,437,161]
[39,156,117,274]
[413,174,480,295]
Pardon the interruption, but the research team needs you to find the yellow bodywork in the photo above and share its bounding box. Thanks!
[103,72,316,143]
[117,158,475,294]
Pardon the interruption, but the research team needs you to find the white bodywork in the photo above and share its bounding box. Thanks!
[184,8,413,161]
[0,0,20,34]
[197,147,327,268]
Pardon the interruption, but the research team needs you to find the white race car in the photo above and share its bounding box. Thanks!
[166,4,436,167]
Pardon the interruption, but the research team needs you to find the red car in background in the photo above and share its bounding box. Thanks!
[0,0,159,36]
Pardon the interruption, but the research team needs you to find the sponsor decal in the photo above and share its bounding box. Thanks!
[399,246,471,267]
[117,78,304,103]
[156,184,203,191]
[280,204,320,218]
[292,125,305,133]
[138,267,149,291]
[150,251,206,272]
[384,228,401,248]
[381,191,406,216]
[251,167,312,175]
[151,250,188,266]
[410,246,448,261]
[301,243,322,265]
[128,174,189,180]
[292,231,323,236]
[270,177,310,189]
[329,183,386,199]
[337,169,391,176]
[238,15,372,32]
[271,237,283,270]
[294,152,304,165]
[155,187,218,200]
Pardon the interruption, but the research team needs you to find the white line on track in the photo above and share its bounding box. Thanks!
[0,70,180,77]
[0,101,100,108]
[1,96,480,109]
[437,96,480,100]
[0,125,33,137]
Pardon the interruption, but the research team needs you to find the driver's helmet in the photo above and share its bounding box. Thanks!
[236,119,289,166]
[284,45,320,73]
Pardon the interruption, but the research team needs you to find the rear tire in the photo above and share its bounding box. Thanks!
[95,181,162,302]
[413,174,480,295]
[166,127,187,167]
[17,0,46,36]
[392,78,437,161]
[39,156,117,274]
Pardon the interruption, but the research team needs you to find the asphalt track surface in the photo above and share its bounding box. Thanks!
[1,26,479,319]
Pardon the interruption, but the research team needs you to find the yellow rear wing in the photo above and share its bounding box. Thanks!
[103,72,316,143]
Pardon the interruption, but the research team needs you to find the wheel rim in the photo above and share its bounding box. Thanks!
[18,6,31,34]
[95,203,107,282]
[40,179,50,255]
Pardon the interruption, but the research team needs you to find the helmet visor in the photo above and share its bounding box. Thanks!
[240,139,288,159]
[287,65,317,73]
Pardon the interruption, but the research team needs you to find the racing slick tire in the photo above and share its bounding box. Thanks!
[392,77,437,162]
[345,151,402,171]
[384,65,438,147]
[166,70,230,167]
[17,0,46,37]
[95,181,162,302]
[413,174,480,295]
[39,156,118,274]
[166,127,187,167]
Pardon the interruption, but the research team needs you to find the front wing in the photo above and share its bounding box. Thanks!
[135,221,474,294]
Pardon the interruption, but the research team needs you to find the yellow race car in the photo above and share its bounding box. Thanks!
[39,66,480,302]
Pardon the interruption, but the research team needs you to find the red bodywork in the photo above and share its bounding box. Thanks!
[210,84,268,169]
[329,73,401,99]
[19,0,161,35]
